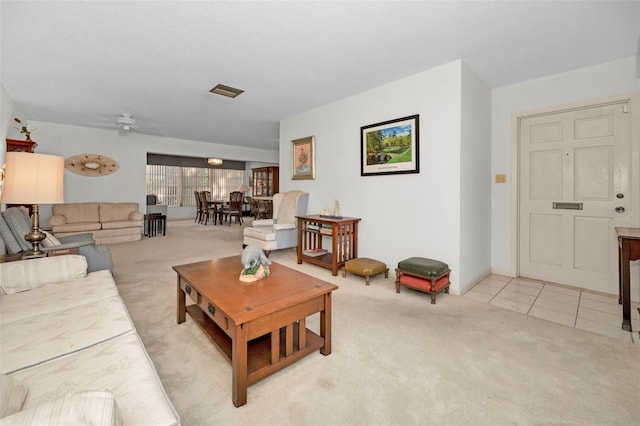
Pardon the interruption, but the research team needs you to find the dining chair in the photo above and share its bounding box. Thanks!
[257,199,273,219]
[194,191,204,223]
[247,196,267,220]
[200,191,219,225]
[221,191,243,226]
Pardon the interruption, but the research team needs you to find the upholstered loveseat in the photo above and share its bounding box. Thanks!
[0,255,180,425]
[48,202,143,244]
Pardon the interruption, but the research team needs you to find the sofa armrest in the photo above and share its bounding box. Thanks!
[129,211,144,221]
[42,240,94,251]
[50,234,112,273]
[48,214,67,226]
[252,219,274,227]
[273,223,296,231]
[78,244,113,273]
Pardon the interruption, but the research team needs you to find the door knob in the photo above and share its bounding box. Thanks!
[615,206,625,213]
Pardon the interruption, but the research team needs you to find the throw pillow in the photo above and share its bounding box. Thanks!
[0,390,122,426]
[1,208,32,252]
[0,374,28,418]
[41,231,61,248]
[0,215,23,255]
[0,255,88,295]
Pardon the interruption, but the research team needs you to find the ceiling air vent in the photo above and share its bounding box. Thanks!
[209,84,244,98]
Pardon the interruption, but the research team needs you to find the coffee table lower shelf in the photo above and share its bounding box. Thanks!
[186,305,324,384]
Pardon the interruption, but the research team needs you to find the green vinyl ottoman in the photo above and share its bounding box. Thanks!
[342,258,389,286]
[395,257,451,304]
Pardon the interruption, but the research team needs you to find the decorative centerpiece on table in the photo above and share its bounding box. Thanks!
[239,245,271,282]
[320,199,342,219]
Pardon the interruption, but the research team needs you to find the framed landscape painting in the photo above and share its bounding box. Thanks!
[292,136,315,180]
[361,114,419,176]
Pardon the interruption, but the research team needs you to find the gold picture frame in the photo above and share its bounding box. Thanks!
[291,136,315,180]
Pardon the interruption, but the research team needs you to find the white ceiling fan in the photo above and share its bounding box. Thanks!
[86,112,162,136]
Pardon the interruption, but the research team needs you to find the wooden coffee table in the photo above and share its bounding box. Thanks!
[173,256,338,407]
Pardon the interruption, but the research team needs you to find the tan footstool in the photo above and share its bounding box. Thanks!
[342,258,388,285]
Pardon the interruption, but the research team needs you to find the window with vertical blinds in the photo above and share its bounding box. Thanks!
[146,165,243,207]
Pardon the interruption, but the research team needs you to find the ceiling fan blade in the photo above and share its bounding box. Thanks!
[84,113,164,137]
[83,122,119,128]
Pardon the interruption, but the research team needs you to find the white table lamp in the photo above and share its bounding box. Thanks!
[1,152,65,258]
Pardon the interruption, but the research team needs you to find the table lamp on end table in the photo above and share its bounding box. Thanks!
[0,152,65,259]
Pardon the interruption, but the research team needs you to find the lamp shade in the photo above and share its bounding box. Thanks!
[237,183,249,193]
[1,152,65,204]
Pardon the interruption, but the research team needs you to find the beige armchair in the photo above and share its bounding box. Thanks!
[243,190,309,256]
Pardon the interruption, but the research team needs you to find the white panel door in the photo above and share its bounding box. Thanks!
[519,102,630,294]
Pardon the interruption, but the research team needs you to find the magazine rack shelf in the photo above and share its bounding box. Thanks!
[296,215,361,276]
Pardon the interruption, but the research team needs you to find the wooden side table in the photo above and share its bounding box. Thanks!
[0,247,79,263]
[297,215,361,276]
[615,227,640,331]
[144,214,166,237]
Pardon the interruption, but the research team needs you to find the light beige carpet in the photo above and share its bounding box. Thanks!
[110,220,640,426]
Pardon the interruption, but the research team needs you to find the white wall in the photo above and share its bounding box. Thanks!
[26,121,278,222]
[280,60,475,294]
[1,84,23,164]
[459,62,492,292]
[491,55,640,275]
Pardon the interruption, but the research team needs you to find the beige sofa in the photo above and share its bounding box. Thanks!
[49,202,143,244]
[0,255,180,425]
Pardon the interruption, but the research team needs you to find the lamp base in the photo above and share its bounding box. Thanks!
[22,204,47,259]
[21,250,47,260]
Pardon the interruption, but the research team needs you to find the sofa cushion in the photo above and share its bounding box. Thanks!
[99,203,140,222]
[1,208,32,252]
[0,374,27,418]
[0,269,117,325]
[12,333,180,426]
[101,220,142,230]
[277,191,300,225]
[52,202,100,224]
[345,258,388,277]
[397,257,449,277]
[0,390,122,426]
[0,255,88,295]
[399,273,450,292]
[1,296,134,374]
[244,226,277,242]
[0,215,23,255]
[50,222,102,233]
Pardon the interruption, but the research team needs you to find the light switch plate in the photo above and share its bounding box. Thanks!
[495,174,507,184]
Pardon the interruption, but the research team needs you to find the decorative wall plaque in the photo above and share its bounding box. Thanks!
[65,154,119,177]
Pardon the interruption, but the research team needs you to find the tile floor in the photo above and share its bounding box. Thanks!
[463,274,640,344]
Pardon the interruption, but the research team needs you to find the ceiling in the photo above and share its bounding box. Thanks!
[1,1,638,151]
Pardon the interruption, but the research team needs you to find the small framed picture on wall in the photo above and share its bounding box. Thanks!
[291,136,315,180]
